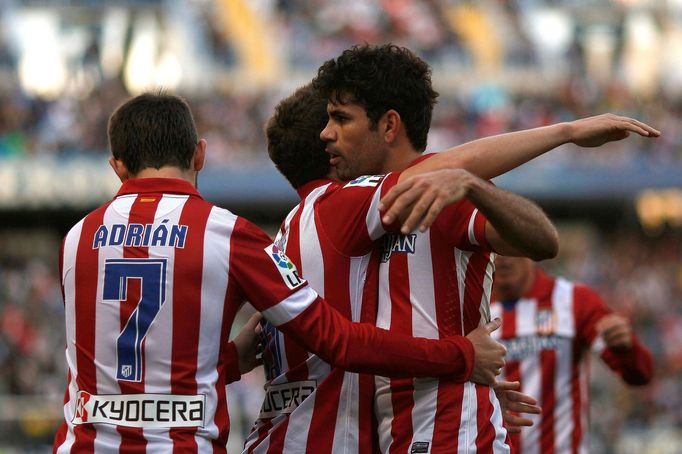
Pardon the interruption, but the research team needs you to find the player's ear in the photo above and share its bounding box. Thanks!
[108,157,129,182]
[193,139,207,172]
[381,109,401,144]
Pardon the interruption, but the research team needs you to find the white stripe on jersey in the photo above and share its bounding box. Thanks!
[458,382,478,451]
[479,254,496,324]
[489,388,510,453]
[300,185,329,297]
[407,231,439,450]
[520,353,541,454]
[454,248,472,334]
[196,207,236,445]
[553,278,575,337]
[468,209,480,246]
[348,256,369,323]
[58,218,83,454]
[261,285,318,326]
[332,371,360,453]
[552,278,575,454]
[410,230,437,338]
[365,177,390,241]
[410,378,438,450]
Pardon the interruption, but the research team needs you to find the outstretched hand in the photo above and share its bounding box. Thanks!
[233,312,264,375]
[493,380,542,433]
[568,114,660,148]
[379,168,475,234]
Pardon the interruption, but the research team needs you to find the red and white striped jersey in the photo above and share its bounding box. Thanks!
[246,175,474,453]
[374,159,508,453]
[490,268,654,454]
[53,177,475,454]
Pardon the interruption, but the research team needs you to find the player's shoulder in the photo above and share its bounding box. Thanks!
[341,174,386,189]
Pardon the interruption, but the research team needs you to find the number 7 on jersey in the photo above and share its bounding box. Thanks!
[102,258,168,382]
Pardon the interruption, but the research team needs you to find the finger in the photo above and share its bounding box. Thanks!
[504,390,538,406]
[382,186,425,225]
[505,401,542,414]
[379,182,413,213]
[484,318,502,334]
[400,189,438,234]
[493,380,520,392]
[504,413,535,428]
[625,118,661,137]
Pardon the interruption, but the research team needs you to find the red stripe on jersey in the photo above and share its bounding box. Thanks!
[118,195,161,453]
[571,287,584,454]
[169,198,212,452]
[306,369,345,453]
[72,203,110,452]
[266,420,289,454]
[431,382,463,451]
[476,385,496,452]
[212,278,244,453]
[431,231,462,450]
[388,251,414,454]
[540,350,556,454]
[432,237,462,337]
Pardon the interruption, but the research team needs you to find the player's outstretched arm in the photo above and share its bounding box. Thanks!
[399,114,660,182]
[229,218,480,381]
[595,314,654,385]
[380,168,558,260]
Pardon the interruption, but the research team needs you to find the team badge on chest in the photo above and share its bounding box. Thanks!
[536,309,557,336]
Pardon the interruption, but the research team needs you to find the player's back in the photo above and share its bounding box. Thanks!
[55,178,244,453]
[246,177,389,454]
[374,199,508,453]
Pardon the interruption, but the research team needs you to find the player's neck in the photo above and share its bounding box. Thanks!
[384,145,422,173]
[132,166,197,186]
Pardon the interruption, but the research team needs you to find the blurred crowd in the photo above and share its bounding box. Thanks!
[0,75,681,168]
[0,224,681,451]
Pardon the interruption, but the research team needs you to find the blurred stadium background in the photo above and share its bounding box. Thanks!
[0,0,681,452]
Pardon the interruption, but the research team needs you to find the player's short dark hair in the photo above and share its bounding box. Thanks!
[108,91,198,175]
[265,84,330,188]
[312,43,438,152]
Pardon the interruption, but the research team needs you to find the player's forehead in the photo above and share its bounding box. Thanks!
[326,95,366,117]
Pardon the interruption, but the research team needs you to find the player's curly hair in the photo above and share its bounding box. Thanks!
[266,84,330,188]
[108,91,198,175]
[312,43,438,152]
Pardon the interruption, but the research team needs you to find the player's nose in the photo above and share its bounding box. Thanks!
[320,121,335,142]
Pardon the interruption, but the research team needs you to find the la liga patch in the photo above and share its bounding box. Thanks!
[264,243,306,289]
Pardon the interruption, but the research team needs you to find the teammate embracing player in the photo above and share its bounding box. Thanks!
[249,44,659,453]
[53,92,519,454]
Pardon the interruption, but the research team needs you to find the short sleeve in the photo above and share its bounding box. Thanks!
[228,217,318,322]
[434,199,490,251]
[316,173,402,257]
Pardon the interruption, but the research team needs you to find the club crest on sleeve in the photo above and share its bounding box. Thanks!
[264,244,306,289]
[343,175,384,188]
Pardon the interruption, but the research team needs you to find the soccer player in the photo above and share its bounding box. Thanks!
[490,256,653,453]
[52,92,509,454]
[250,44,658,454]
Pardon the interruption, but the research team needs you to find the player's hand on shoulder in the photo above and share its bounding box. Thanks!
[466,318,506,386]
[234,312,264,375]
[596,313,633,351]
[379,168,475,234]
[567,113,660,148]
